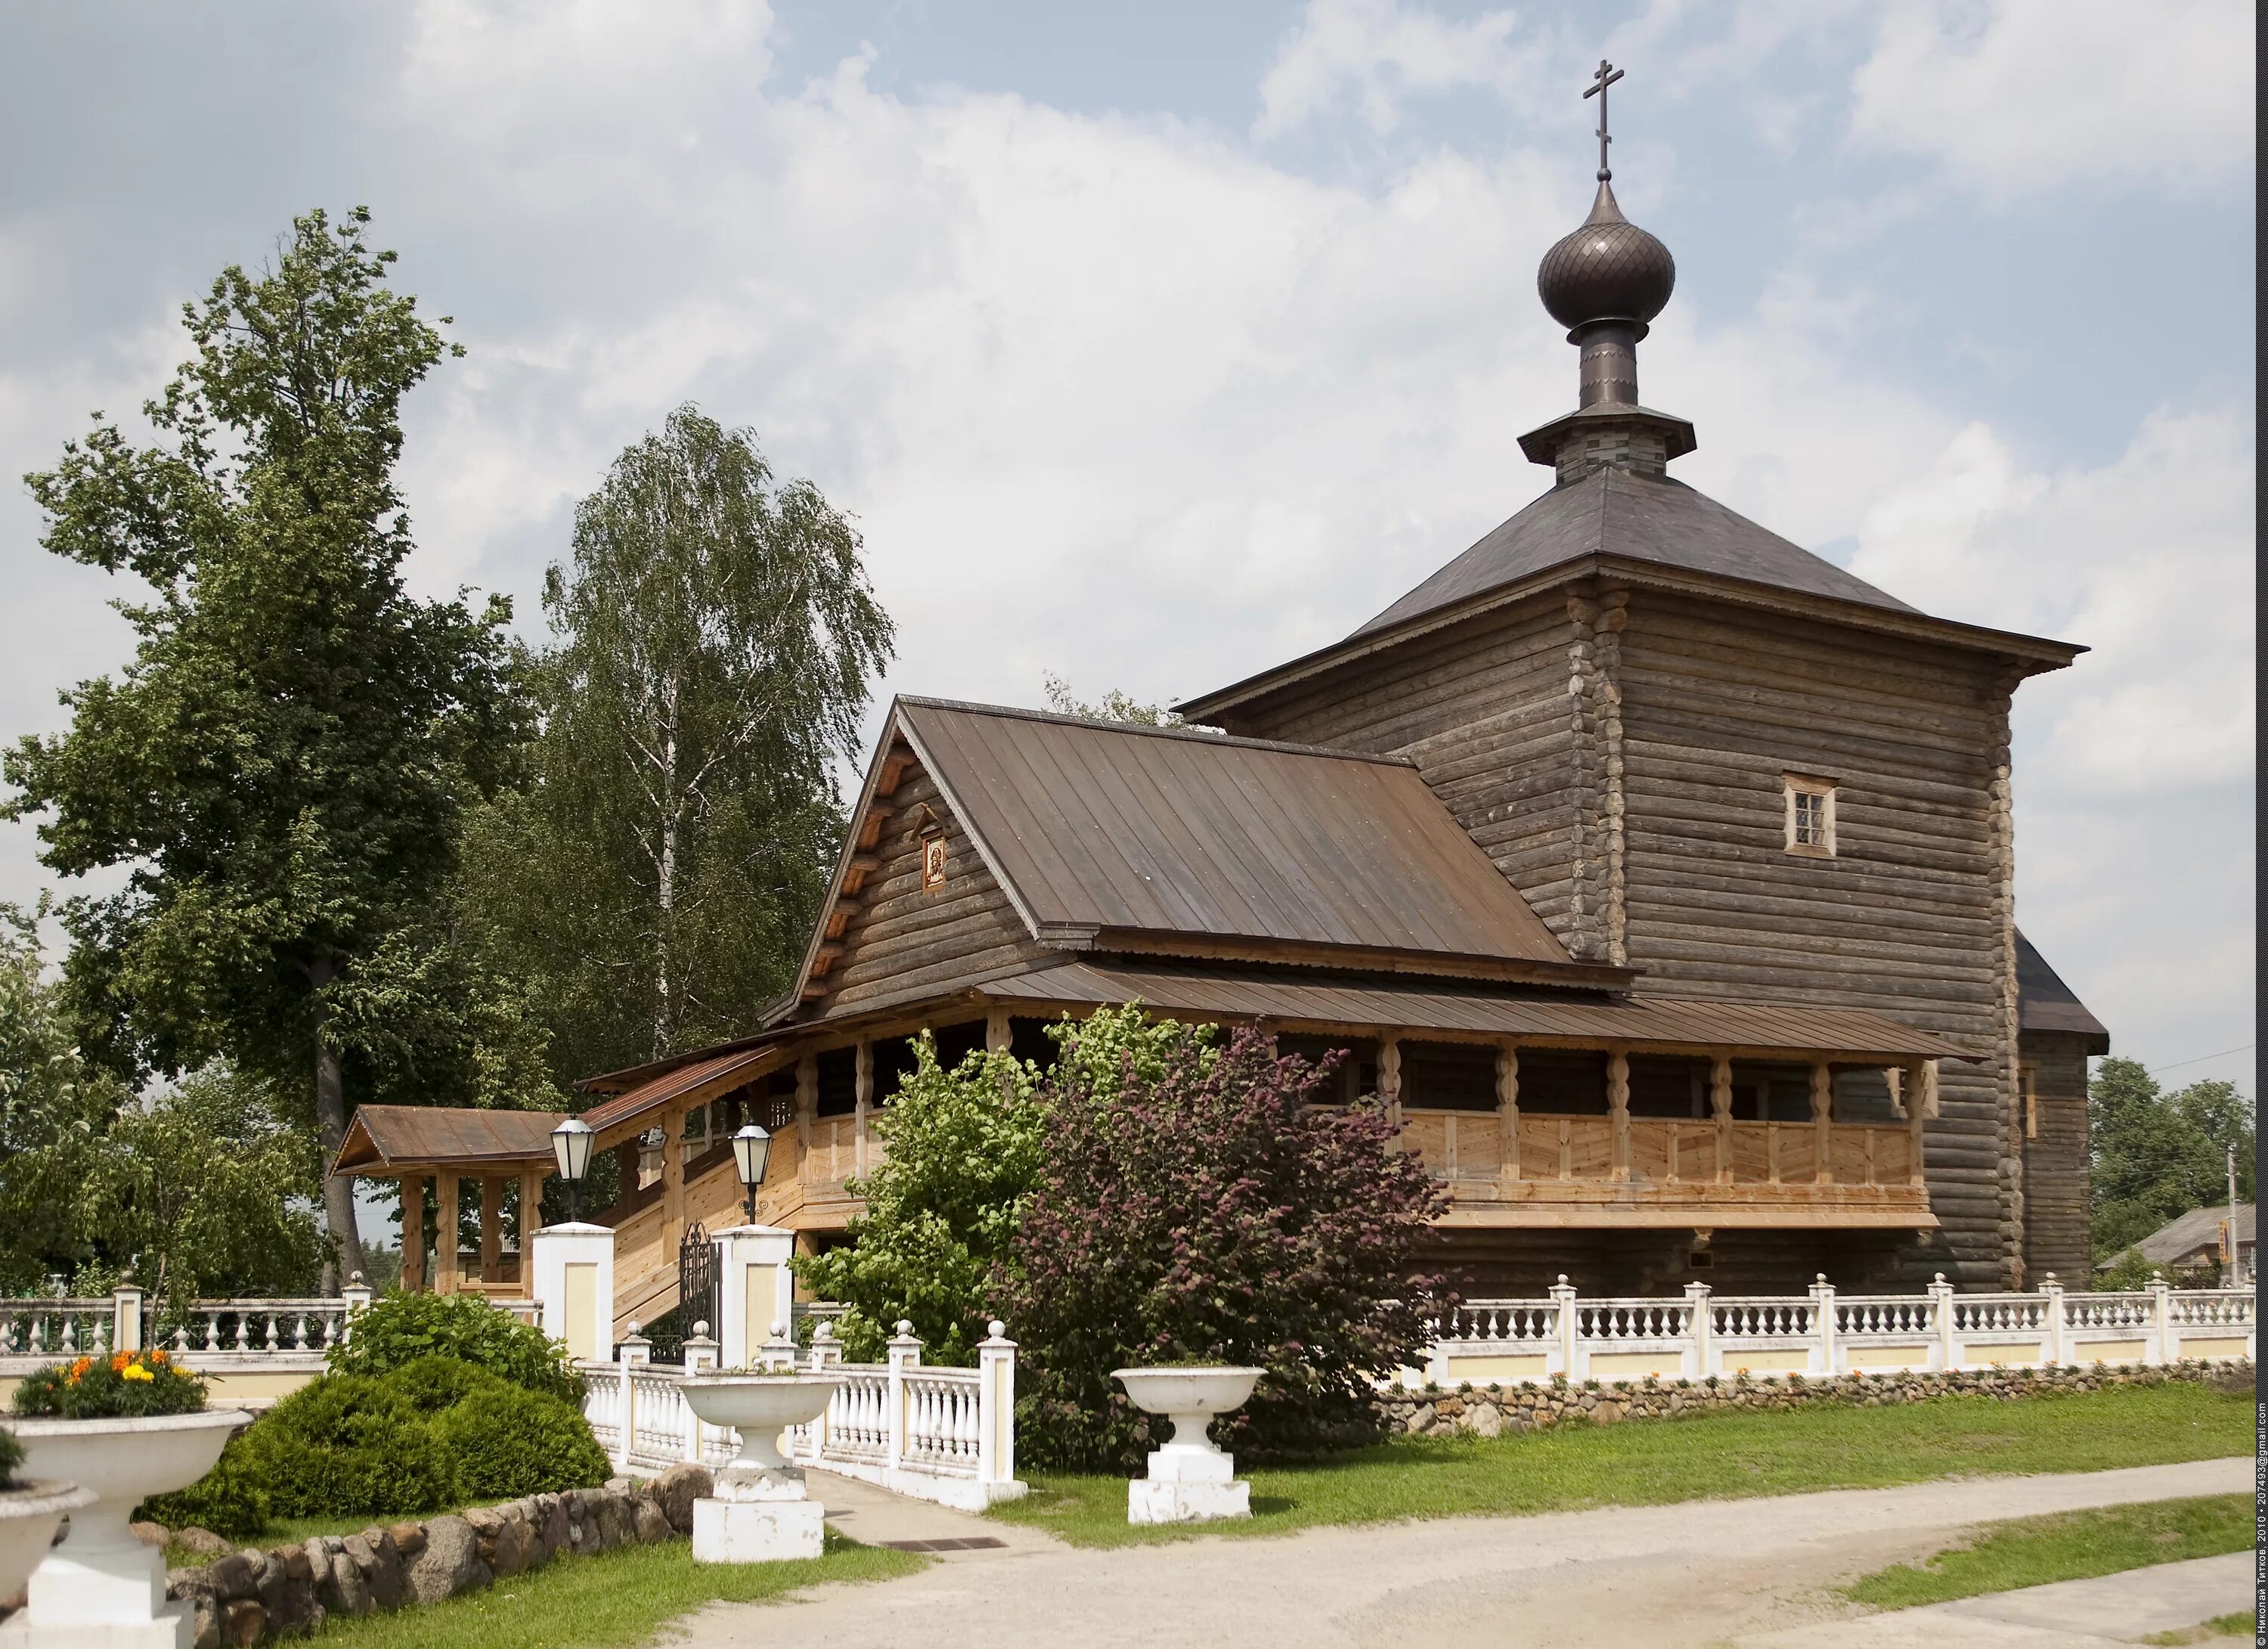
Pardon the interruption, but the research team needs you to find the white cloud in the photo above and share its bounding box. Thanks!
[1255,0,1550,138]
[1848,0,2256,197]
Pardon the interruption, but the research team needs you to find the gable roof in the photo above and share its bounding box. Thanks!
[892,698,1586,969]
[2015,929,2111,1054]
[330,1104,566,1178]
[2111,1201,2254,1269]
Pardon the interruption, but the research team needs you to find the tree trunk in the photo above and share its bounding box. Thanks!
[653,680,680,1061]
[311,978,365,1294]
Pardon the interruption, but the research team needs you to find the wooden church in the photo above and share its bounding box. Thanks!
[340,98,2109,1335]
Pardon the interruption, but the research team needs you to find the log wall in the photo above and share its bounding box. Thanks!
[2020,1030,2096,1285]
[820,767,1053,1012]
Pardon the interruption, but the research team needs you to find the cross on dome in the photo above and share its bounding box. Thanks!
[1584,58,1624,181]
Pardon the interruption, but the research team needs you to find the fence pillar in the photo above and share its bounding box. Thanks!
[714,1223,796,1370]
[111,1282,144,1354]
[683,1325,719,1463]
[617,1331,651,1471]
[1550,1275,1580,1381]
[2040,1275,2066,1365]
[978,1319,1019,1496]
[1929,1272,1957,1372]
[339,1272,373,1347]
[1808,1275,1836,1375]
[2147,1273,2171,1365]
[1682,1282,1712,1380]
[530,1219,616,1364]
[885,1321,922,1474]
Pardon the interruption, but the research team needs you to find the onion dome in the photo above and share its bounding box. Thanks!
[1536,178,1676,336]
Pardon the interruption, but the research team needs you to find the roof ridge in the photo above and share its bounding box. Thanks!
[895,695,1418,767]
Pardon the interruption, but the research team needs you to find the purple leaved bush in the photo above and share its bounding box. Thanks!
[996,1021,1449,1471]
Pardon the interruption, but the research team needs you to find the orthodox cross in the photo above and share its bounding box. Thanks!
[1584,58,1624,180]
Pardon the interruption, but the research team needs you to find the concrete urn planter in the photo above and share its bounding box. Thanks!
[0,1478,96,1611]
[1111,1366,1263,1525]
[0,1409,249,1648]
[680,1373,842,1564]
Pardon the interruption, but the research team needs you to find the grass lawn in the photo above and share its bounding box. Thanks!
[990,1382,2251,1548]
[313,1530,925,1649]
[1844,1494,2252,1609]
[2143,1610,2258,1644]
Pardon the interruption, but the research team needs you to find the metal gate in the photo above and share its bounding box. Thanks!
[650,1223,717,1365]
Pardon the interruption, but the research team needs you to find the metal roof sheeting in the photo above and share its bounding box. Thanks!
[900,699,1578,968]
[978,960,1973,1061]
[330,1105,568,1177]
[2014,929,2110,1051]
[578,1048,776,1136]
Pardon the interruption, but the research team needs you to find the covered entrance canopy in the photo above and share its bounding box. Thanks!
[330,1105,565,1295]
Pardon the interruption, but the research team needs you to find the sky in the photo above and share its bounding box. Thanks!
[0,0,2254,1100]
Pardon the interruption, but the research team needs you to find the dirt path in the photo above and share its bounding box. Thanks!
[667,1457,2249,1649]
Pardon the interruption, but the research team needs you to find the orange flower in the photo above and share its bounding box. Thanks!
[112,1351,133,1372]
[66,1356,93,1386]
[145,1349,169,1365]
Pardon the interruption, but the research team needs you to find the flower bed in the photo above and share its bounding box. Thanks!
[11,1347,206,1418]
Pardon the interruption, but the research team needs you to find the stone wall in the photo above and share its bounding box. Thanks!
[150,1464,712,1647]
[1378,1359,2239,1438]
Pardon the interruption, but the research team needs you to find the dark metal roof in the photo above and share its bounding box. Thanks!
[1355,466,1915,638]
[2015,929,2111,1053]
[897,698,1580,969]
[980,960,1973,1061]
[330,1105,567,1178]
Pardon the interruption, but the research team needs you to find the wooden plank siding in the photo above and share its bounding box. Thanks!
[817,767,1055,1012]
[2020,1030,2095,1287]
[1209,581,2039,1289]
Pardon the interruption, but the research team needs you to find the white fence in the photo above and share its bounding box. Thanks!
[1414,1273,2257,1388]
[581,1319,1024,1512]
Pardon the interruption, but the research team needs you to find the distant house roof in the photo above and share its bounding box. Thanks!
[892,698,1595,975]
[2015,930,2111,1054]
[2104,1202,2255,1270]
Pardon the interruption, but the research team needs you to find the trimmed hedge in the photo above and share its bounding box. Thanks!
[327,1292,583,1403]
[431,1384,611,1502]
[137,1435,271,1539]
[239,1375,455,1520]
[0,1424,21,1488]
[382,1353,510,1415]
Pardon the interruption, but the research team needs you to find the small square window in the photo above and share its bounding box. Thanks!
[1783,775,1837,858]
[919,829,948,891]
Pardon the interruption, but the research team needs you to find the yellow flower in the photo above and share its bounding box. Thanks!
[121,1363,155,1382]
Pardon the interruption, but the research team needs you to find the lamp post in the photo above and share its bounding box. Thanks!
[731,1124,772,1226]
[551,1117,593,1224]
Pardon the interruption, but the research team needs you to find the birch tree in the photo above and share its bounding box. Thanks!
[474,407,893,1074]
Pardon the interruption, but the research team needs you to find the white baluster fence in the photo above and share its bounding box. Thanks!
[579,1319,1024,1512]
[1413,1272,2255,1389]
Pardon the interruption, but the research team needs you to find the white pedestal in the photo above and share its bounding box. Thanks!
[0,1508,187,1648]
[1126,1442,1251,1524]
[690,1467,826,1563]
[530,1222,616,1364]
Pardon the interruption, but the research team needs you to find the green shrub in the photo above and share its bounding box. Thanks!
[11,1350,206,1418]
[328,1292,583,1403]
[431,1384,609,1502]
[380,1354,509,1415]
[238,1375,454,1519]
[135,1435,271,1539]
[0,1424,22,1489]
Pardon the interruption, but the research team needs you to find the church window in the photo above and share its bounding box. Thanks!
[1783,776,1837,857]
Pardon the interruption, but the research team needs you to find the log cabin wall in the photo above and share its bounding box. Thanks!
[1433,1227,1915,1297]
[2019,1030,2095,1286]
[818,767,1054,1012]
[1613,589,2020,1288]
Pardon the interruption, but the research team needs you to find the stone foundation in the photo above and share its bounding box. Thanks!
[1377,1359,2239,1437]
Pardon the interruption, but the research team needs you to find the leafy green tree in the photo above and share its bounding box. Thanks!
[85,1063,327,1310]
[2091,1056,2255,1260]
[0,901,119,1291]
[460,405,893,1079]
[3,208,528,1285]
[1041,674,1185,727]
[795,1032,1045,1363]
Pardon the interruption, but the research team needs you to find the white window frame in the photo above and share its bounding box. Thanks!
[1783,773,1838,858]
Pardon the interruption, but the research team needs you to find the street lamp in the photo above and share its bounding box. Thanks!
[551,1117,593,1223]
[731,1124,772,1225]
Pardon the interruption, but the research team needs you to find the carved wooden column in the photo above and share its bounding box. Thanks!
[986,1010,1011,1054]
[795,1052,817,1180]
[400,1174,426,1293]
[479,1176,503,1283]
[1710,1056,1734,1184]
[1606,1048,1631,1182]
[1905,1059,1935,1187]
[1378,1035,1402,1134]
[1811,1062,1834,1185]
[518,1168,544,1283]
[662,1107,686,1254]
[433,1170,459,1294]
[854,1040,873,1176]
[1496,1043,1520,1182]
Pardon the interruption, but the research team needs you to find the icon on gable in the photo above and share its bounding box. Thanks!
[920,829,947,892]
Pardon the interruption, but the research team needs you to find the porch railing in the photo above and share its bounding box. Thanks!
[579,1319,1024,1511]
[1415,1274,2255,1387]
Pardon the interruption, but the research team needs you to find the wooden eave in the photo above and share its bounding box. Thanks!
[1177,550,2085,723]
[328,1105,568,1180]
